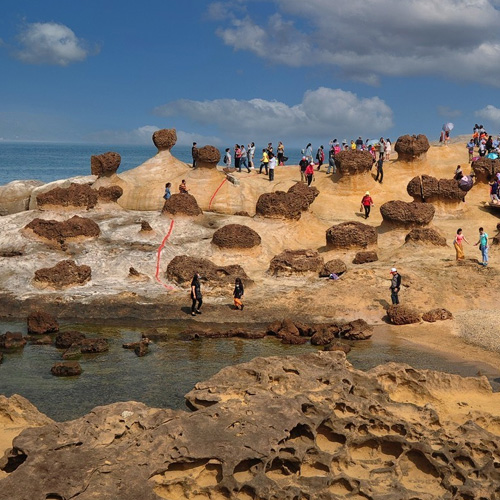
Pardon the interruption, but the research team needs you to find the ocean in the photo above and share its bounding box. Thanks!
[0,142,307,185]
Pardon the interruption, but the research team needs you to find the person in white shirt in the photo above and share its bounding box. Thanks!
[268,152,277,181]
[247,142,255,169]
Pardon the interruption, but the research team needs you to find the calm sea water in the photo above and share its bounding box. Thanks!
[0,142,306,185]
[0,321,498,421]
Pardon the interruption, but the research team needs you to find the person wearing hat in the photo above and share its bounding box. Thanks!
[389,268,401,305]
[360,192,374,219]
[305,160,315,186]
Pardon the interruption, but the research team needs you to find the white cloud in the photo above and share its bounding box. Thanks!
[85,126,222,146]
[210,0,500,85]
[154,87,393,142]
[476,105,500,124]
[437,106,462,118]
[14,22,94,66]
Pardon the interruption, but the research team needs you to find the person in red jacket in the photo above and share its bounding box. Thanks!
[305,161,315,186]
[360,191,374,219]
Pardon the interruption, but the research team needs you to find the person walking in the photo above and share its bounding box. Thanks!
[378,138,385,161]
[327,146,336,174]
[191,142,198,168]
[360,191,374,219]
[248,142,255,169]
[299,156,308,182]
[223,148,231,168]
[389,268,401,305]
[305,143,313,162]
[234,144,241,171]
[474,227,489,266]
[233,277,244,310]
[316,145,324,171]
[466,139,475,162]
[453,228,469,261]
[305,160,315,186]
[375,157,384,183]
[190,273,203,316]
[385,138,392,161]
[259,148,269,174]
[163,182,172,200]
[268,152,276,181]
[240,144,250,172]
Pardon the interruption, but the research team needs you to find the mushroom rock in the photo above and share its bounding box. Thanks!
[97,185,123,203]
[287,182,319,206]
[27,310,59,335]
[24,216,100,246]
[326,221,377,249]
[161,193,203,216]
[212,224,261,249]
[194,145,221,168]
[334,150,373,175]
[471,157,500,183]
[407,176,466,203]
[90,152,121,178]
[422,308,453,322]
[166,255,249,285]
[386,304,421,325]
[405,228,447,246]
[33,259,92,289]
[319,259,347,277]
[394,134,430,161]
[269,249,324,276]
[0,180,44,216]
[256,191,307,220]
[152,128,177,152]
[28,177,97,210]
[380,200,435,226]
[353,250,378,264]
[36,183,98,210]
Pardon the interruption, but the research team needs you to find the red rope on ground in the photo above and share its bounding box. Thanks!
[208,177,227,210]
[155,219,175,290]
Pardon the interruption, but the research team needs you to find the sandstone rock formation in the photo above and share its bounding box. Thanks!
[394,134,430,161]
[166,255,249,285]
[319,259,347,277]
[286,182,319,205]
[386,304,421,325]
[256,191,306,220]
[33,260,92,289]
[353,250,378,264]
[96,185,123,202]
[162,193,203,216]
[0,332,26,349]
[27,311,59,335]
[24,215,100,247]
[55,331,86,349]
[407,175,466,203]
[90,152,121,178]
[212,224,261,249]
[193,145,221,168]
[152,128,177,152]
[334,150,373,175]
[0,180,44,216]
[326,221,377,248]
[471,157,500,183]
[380,200,435,226]
[405,228,447,246]
[36,183,98,210]
[3,352,499,499]
[269,249,324,276]
[422,308,453,322]
[140,221,153,232]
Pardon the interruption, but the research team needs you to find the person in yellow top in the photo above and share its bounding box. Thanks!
[259,149,269,174]
[350,140,356,150]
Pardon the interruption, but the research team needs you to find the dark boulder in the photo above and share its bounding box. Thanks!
[380,200,435,226]
[269,249,324,276]
[387,305,421,325]
[341,319,373,340]
[324,341,351,354]
[55,331,86,349]
[311,325,340,345]
[34,260,91,289]
[326,221,377,248]
[287,182,319,206]
[79,338,109,354]
[27,310,59,334]
[90,152,121,177]
[36,183,98,210]
[51,362,82,377]
[212,224,261,249]
[0,332,27,349]
[256,191,306,220]
[422,308,453,322]
[353,251,378,264]
[162,193,202,216]
[394,134,430,161]
[471,157,500,183]
[405,228,447,246]
[152,128,177,152]
[97,185,123,202]
[194,145,221,168]
[334,150,373,175]
[319,259,347,277]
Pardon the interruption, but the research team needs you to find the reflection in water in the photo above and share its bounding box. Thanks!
[0,320,498,422]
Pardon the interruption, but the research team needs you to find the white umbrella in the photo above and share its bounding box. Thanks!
[442,122,454,132]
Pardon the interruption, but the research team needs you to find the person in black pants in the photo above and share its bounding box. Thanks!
[191,142,198,168]
[375,157,384,183]
[190,273,203,316]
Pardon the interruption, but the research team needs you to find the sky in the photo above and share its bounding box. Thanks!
[2,0,500,147]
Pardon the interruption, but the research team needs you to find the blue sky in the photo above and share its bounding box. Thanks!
[2,0,500,147]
